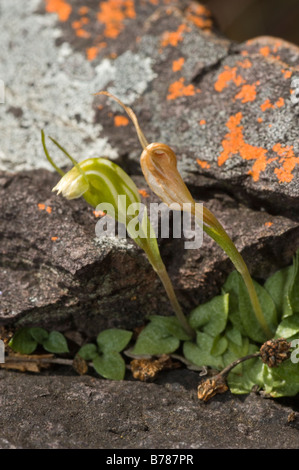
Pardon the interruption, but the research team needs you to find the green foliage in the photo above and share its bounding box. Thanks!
[8,251,299,395]
[9,328,69,354]
[78,328,132,381]
[132,321,180,355]
[42,331,69,354]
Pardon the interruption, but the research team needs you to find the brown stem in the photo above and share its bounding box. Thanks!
[218,351,261,378]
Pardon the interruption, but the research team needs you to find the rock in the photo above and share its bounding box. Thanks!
[1,168,298,331]
[0,368,298,448]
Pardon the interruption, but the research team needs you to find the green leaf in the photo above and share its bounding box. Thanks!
[264,266,293,319]
[93,351,126,380]
[96,329,132,353]
[275,314,299,339]
[42,331,69,354]
[78,343,99,360]
[238,275,277,343]
[225,325,243,347]
[289,251,299,312]
[211,335,228,356]
[227,356,264,394]
[261,360,299,397]
[9,328,38,355]
[189,294,229,337]
[183,336,224,369]
[222,271,246,335]
[132,322,180,355]
[148,315,192,341]
[29,327,49,344]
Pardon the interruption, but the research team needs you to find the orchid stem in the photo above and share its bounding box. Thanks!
[144,247,195,339]
[194,206,273,340]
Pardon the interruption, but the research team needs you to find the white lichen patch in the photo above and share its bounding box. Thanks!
[0,1,157,172]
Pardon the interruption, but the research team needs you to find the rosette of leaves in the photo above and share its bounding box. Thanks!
[128,251,299,397]
[186,250,299,397]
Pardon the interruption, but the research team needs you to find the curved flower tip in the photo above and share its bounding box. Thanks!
[52,166,89,200]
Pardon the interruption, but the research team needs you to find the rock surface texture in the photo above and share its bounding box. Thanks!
[0,0,299,449]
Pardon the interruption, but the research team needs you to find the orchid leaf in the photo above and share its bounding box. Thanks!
[148,315,192,341]
[189,294,229,337]
[92,351,126,381]
[78,343,99,361]
[9,328,38,355]
[42,331,69,354]
[96,329,132,353]
[238,275,277,343]
[132,322,180,355]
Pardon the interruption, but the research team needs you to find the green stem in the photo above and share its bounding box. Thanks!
[194,206,272,339]
[144,246,195,340]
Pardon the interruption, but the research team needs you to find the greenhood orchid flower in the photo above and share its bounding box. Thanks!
[95,91,273,341]
[41,130,194,339]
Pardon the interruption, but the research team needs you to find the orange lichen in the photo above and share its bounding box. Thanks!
[282,69,292,79]
[172,57,185,72]
[275,97,285,108]
[257,117,263,123]
[167,77,199,100]
[81,17,90,25]
[149,0,159,4]
[71,17,91,38]
[234,82,259,103]
[264,222,273,227]
[38,203,53,213]
[97,0,135,39]
[51,237,58,241]
[86,42,107,61]
[93,210,105,217]
[214,66,244,92]
[196,159,210,169]
[199,119,206,126]
[78,6,89,15]
[237,59,252,69]
[260,99,274,112]
[75,28,90,38]
[273,143,299,183]
[138,189,150,198]
[161,24,187,48]
[260,97,285,111]
[114,115,129,126]
[185,3,212,29]
[218,112,273,182]
[259,46,270,57]
[45,0,72,22]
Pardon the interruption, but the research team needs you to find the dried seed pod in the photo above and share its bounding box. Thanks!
[197,375,228,402]
[260,338,291,368]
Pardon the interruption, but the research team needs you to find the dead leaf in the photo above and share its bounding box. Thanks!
[131,354,181,381]
[0,353,54,373]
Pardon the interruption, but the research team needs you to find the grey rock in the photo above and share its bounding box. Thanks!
[0,369,298,449]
